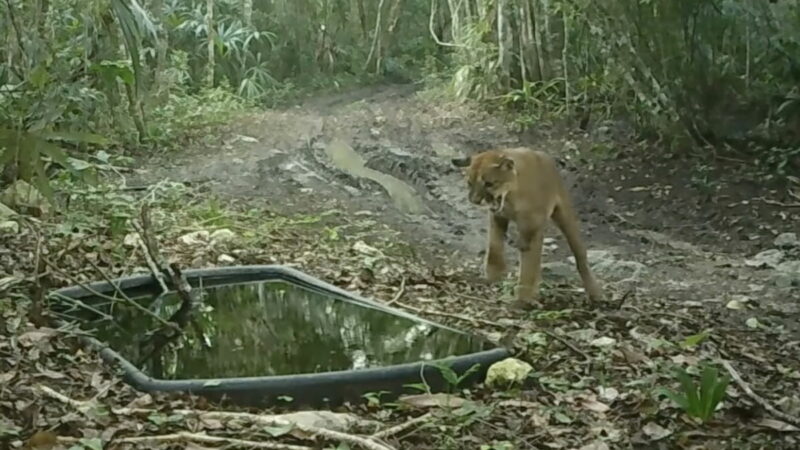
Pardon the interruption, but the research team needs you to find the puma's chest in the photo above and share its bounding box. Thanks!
[489,192,517,220]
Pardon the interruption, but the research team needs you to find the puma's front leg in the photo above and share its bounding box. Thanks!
[484,212,509,283]
[512,218,544,310]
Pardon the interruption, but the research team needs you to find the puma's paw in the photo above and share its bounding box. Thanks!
[585,279,605,302]
[510,298,538,311]
[484,262,506,283]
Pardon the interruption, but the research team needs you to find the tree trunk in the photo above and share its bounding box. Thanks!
[364,0,386,72]
[241,0,252,27]
[356,0,368,39]
[151,0,169,101]
[205,0,215,87]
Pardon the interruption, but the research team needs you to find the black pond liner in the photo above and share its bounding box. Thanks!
[51,265,511,408]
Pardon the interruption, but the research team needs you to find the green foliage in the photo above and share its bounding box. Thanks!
[432,361,482,392]
[0,128,108,201]
[147,87,248,148]
[438,0,800,170]
[659,364,730,423]
[0,0,441,193]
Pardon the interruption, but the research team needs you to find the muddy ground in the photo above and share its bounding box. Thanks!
[137,83,800,334]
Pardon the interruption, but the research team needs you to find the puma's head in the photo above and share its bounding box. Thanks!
[451,151,516,207]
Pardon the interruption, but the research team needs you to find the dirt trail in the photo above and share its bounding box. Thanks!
[137,84,799,333]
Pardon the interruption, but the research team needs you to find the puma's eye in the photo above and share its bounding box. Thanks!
[483,180,494,188]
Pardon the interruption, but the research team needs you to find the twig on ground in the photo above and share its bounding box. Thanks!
[543,330,592,363]
[394,301,507,328]
[39,385,394,450]
[756,197,800,208]
[372,412,432,439]
[49,292,114,321]
[613,288,634,310]
[131,219,169,299]
[721,360,800,428]
[57,433,311,450]
[83,257,176,330]
[41,256,175,330]
[386,276,406,306]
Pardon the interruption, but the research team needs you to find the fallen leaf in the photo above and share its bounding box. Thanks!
[745,317,761,329]
[579,441,610,450]
[398,393,467,409]
[581,399,610,413]
[598,387,619,403]
[725,299,746,310]
[756,418,799,432]
[590,337,617,348]
[17,328,57,346]
[36,367,66,380]
[642,422,672,440]
[619,345,648,364]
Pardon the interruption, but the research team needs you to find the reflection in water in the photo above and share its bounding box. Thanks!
[81,281,490,380]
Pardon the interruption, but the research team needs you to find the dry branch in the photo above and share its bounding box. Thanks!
[38,385,395,450]
[371,412,432,439]
[722,360,800,428]
[58,432,311,449]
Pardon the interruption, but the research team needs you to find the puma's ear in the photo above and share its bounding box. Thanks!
[493,156,515,171]
[451,156,472,168]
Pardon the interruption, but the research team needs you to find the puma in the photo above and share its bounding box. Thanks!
[451,147,604,309]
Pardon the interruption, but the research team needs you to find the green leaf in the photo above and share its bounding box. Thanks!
[29,64,51,89]
[432,362,459,387]
[675,368,700,416]
[77,437,103,450]
[680,331,709,349]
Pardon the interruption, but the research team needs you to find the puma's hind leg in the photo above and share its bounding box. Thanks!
[551,200,604,302]
[484,213,509,283]
[512,217,545,310]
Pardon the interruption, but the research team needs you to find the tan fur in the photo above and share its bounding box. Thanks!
[452,147,604,308]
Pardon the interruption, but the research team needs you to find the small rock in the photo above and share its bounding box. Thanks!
[485,358,533,387]
[210,228,236,243]
[774,232,799,249]
[772,260,800,287]
[571,250,647,280]
[179,230,210,246]
[598,387,620,403]
[744,249,785,268]
[592,258,647,280]
[217,254,235,264]
[590,337,617,348]
[745,317,761,329]
[0,220,19,234]
[542,261,575,279]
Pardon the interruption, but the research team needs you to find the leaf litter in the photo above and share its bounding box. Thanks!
[0,179,798,449]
